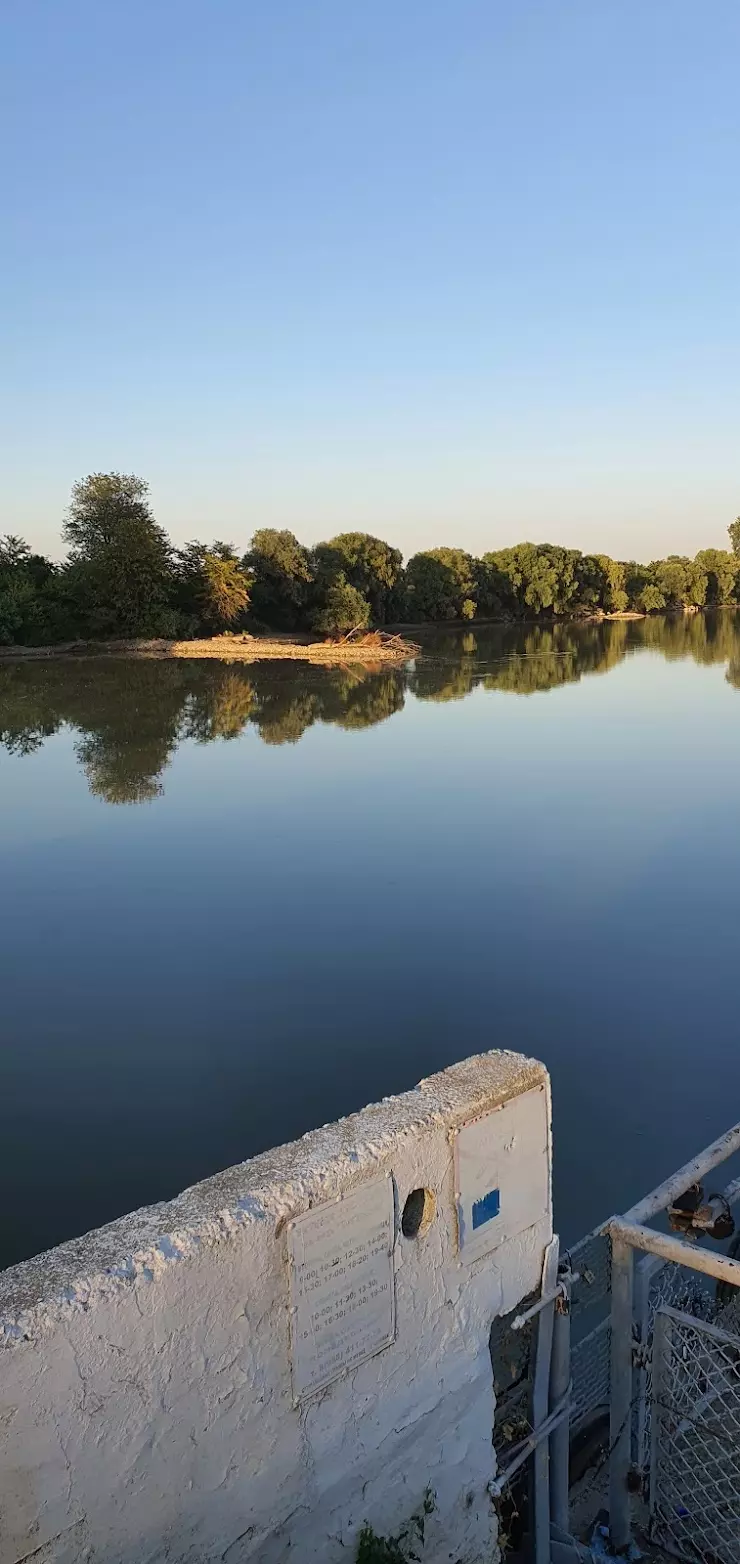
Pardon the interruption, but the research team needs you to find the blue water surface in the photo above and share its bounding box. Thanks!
[1,615,739,1269]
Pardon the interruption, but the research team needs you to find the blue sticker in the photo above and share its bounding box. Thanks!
[472,1188,500,1230]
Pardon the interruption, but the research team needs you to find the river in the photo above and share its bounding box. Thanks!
[2,612,739,1272]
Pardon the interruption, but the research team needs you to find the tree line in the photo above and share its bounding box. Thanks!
[2,471,740,646]
[2,615,739,803]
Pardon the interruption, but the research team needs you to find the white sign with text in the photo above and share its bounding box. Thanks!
[288,1175,396,1401]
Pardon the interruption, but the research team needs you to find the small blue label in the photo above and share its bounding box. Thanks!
[472,1188,501,1230]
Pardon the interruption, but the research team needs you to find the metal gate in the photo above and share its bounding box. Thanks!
[486,1116,740,1563]
[567,1231,717,1469]
[650,1305,740,1564]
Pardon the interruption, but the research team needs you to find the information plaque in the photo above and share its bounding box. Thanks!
[287,1175,396,1402]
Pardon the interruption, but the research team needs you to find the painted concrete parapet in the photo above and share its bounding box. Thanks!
[0,1050,552,1564]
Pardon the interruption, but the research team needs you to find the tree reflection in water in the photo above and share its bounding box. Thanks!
[1,612,739,804]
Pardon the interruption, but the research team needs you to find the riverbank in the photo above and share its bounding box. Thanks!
[386,608,647,632]
[0,630,420,665]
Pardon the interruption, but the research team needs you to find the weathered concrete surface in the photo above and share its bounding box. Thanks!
[0,1049,551,1564]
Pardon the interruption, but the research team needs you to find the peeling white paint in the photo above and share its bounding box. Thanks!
[0,1049,552,1564]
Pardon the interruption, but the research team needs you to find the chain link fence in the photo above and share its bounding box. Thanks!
[489,1216,740,1532]
[650,1305,740,1564]
[635,1255,717,1469]
[569,1229,612,1436]
[567,1227,733,1465]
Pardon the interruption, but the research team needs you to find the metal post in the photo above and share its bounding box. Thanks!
[534,1236,560,1564]
[549,1269,571,1533]
[609,1235,634,1553]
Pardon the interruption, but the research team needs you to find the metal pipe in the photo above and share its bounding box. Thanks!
[510,1275,579,1332]
[721,1173,740,1208]
[608,1216,740,1287]
[625,1120,740,1225]
[549,1273,571,1534]
[609,1235,634,1554]
[533,1236,560,1564]
[488,1395,572,1498]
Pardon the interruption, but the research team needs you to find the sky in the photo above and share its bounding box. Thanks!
[2,0,739,562]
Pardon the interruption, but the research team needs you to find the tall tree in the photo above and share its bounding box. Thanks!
[404,548,477,620]
[245,529,313,629]
[483,544,582,618]
[0,534,57,645]
[594,556,629,614]
[175,541,251,633]
[313,533,402,623]
[728,518,740,557]
[63,473,176,638]
[651,556,707,609]
[311,573,371,636]
[694,549,738,605]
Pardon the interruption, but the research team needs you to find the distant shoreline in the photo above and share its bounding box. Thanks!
[0,632,420,665]
[2,606,737,665]
[385,609,647,632]
[387,605,739,632]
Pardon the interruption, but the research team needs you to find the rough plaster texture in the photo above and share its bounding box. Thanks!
[0,1050,552,1564]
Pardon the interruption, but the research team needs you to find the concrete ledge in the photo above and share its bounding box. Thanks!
[0,1048,545,1342]
[0,1048,550,1564]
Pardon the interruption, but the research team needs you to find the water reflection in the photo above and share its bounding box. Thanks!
[1,612,739,804]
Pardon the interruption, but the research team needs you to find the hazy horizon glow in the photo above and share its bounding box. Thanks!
[2,0,739,560]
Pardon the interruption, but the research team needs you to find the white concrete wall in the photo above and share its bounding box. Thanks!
[0,1050,552,1564]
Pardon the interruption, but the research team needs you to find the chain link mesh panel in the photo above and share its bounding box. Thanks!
[566,1225,726,1454]
[569,1229,611,1322]
[568,1229,612,1434]
[650,1306,740,1564]
[636,1259,718,1470]
[572,1316,611,1430]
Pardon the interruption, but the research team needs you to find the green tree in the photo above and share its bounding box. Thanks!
[313,533,402,623]
[694,548,738,605]
[245,528,314,629]
[686,561,709,607]
[728,518,740,557]
[473,556,507,617]
[176,541,251,633]
[63,472,177,638]
[482,544,582,618]
[650,556,705,609]
[572,554,607,612]
[0,535,32,572]
[0,574,41,645]
[624,562,662,611]
[0,534,58,645]
[594,556,629,614]
[404,548,477,620]
[638,583,667,613]
[311,573,371,636]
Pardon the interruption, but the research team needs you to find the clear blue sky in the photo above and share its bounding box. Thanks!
[2,0,738,561]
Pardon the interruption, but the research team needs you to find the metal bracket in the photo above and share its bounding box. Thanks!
[511,1273,579,1332]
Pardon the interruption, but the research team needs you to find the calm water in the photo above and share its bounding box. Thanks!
[2,614,740,1273]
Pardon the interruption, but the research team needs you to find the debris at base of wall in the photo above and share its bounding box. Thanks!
[590,1512,642,1563]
